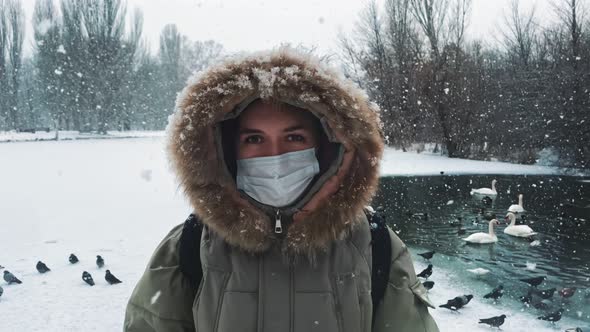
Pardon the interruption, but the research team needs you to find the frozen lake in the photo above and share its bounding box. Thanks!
[0,137,588,331]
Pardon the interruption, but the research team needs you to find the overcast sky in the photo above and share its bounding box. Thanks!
[20,0,551,57]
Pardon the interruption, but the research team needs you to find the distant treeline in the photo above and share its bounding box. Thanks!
[0,0,588,168]
[0,0,222,134]
[339,0,589,168]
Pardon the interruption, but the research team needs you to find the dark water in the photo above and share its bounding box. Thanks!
[374,175,590,322]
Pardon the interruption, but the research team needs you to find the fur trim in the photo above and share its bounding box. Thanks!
[167,47,384,255]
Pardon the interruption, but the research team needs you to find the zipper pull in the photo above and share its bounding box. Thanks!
[275,210,283,234]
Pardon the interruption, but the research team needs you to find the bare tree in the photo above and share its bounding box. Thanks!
[500,0,537,68]
[116,6,143,130]
[547,0,590,167]
[81,0,131,133]
[5,0,25,130]
[383,0,424,148]
[0,0,8,128]
[181,39,223,76]
[409,0,474,157]
[159,23,182,89]
[409,0,450,59]
[337,31,365,88]
[448,0,471,47]
[551,0,585,61]
[34,0,64,130]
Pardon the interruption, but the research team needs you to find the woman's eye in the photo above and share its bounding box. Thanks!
[287,134,305,142]
[244,135,263,144]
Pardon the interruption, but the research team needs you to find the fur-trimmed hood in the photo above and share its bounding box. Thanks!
[167,48,384,256]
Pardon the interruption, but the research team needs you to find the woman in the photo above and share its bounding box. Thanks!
[124,48,439,332]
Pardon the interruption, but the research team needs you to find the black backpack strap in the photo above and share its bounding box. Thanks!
[178,213,204,287]
[366,207,392,327]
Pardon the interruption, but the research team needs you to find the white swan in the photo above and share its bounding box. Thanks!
[463,219,499,244]
[470,179,498,197]
[504,212,536,238]
[507,194,526,214]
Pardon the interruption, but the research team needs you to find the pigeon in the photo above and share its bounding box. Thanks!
[450,217,463,227]
[69,254,79,264]
[538,308,564,323]
[478,314,507,328]
[105,270,122,285]
[559,287,577,298]
[36,261,51,274]
[479,208,495,221]
[423,281,435,290]
[520,276,546,287]
[532,299,551,310]
[484,285,504,300]
[96,255,104,268]
[82,271,95,286]
[538,287,556,299]
[520,291,533,304]
[418,251,435,260]
[3,270,22,284]
[417,264,433,279]
[439,294,473,311]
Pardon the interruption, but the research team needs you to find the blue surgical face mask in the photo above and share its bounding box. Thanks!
[236,147,320,208]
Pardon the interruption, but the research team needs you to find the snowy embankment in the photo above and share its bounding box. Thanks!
[0,136,585,331]
[0,130,165,143]
[380,147,565,176]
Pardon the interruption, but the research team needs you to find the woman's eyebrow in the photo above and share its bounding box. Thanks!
[238,128,264,135]
[283,125,307,132]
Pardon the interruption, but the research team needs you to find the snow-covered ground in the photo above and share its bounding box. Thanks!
[0,137,586,331]
[0,130,165,143]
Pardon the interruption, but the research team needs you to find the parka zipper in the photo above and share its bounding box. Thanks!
[275,209,283,234]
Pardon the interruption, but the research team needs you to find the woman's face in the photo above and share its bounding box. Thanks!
[236,101,319,160]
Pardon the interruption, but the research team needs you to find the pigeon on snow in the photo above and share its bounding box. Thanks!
[537,287,556,299]
[69,254,79,264]
[3,270,22,284]
[82,271,95,286]
[36,261,51,273]
[484,285,504,300]
[422,281,435,290]
[105,270,122,285]
[559,287,577,298]
[538,308,564,323]
[417,264,433,279]
[479,314,507,328]
[439,294,473,311]
[96,255,105,268]
[418,251,435,260]
[520,276,546,287]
